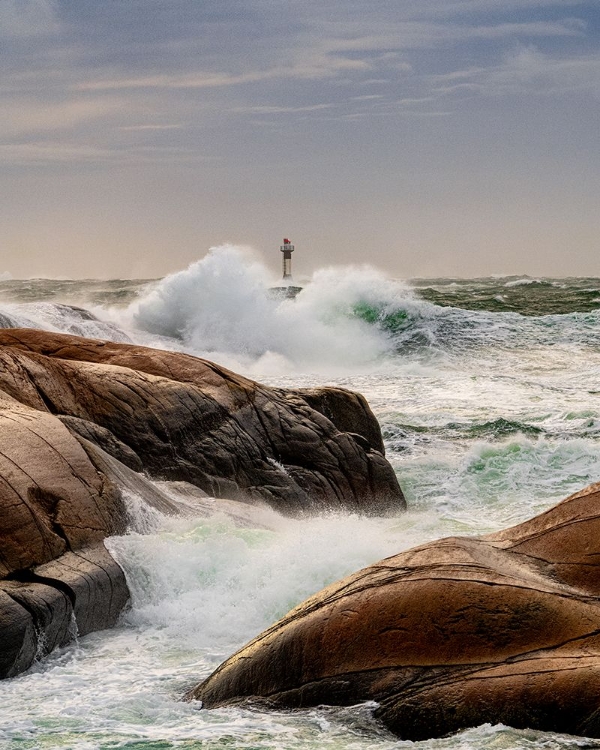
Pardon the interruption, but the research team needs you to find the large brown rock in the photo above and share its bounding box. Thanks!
[189,482,600,740]
[0,545,128,678]
[0,329,404,515]
[0,389,129,677]
[0,395,125,576]
[0,328,404,678]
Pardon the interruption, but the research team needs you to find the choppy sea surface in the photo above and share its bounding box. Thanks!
[0,246,599,750]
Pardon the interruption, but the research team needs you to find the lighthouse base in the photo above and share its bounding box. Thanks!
[267,285,303,300]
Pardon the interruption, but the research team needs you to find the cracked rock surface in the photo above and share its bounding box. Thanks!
[0,328,404,678]
[189,482,600,740]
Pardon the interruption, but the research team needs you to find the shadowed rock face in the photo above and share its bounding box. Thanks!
[0,328,404,678]
[189,482,600,740]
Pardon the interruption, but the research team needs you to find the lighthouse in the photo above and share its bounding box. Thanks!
[269,237,302,299]
[280,238,294,281]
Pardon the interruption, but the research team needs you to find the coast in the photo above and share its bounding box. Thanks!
[191,480,600,739]
[0,328,404,678]
[0,270,598,746]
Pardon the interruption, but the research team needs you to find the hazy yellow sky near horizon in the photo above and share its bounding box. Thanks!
[1,0,599,279]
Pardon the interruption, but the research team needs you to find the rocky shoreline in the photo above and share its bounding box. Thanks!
[0,328,404,678]
[4,327,600,742]
[189,481,600,739]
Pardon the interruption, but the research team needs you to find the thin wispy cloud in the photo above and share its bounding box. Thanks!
[0,98,122,139]
[119,124,183,131]
[431,47,600,97]
[75,56,373,93]
[392,0,586,20]
[233,104,335,115]
[0,141,115,165]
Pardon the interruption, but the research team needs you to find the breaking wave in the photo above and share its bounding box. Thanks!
[125,247,600,372]
[0,301,132,342]
[0,248,599,750]
[128,245,429,371]
[0,247,599,375]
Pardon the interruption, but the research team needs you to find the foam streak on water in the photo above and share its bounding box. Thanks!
[0,249,599,749]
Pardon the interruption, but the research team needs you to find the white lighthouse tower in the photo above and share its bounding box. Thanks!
[280,238,294,281]
[269,237,302,299]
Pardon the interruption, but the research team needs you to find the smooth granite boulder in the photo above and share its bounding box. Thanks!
[0,392,128,677]
[189,482,600,740]
[0,397,125,575]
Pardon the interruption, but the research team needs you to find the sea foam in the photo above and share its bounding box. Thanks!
[129,244,421,372]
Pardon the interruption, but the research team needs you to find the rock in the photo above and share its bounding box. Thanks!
[58,415,144,471]
[189,482,600,740]
[0,396,126,576]
[0,388,129,677]
[0,589,38,678]
[295,387,385,454]
[0,580,73,666]
[0,329,404,515]
[77,437,192,518]
[0,544,129,678]
[34,545,129,639]
[0,328,404,678]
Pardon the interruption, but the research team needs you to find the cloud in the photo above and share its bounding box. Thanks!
[1,0,598,167]
[75,54,373,93]
[457,19,586,39]
[400,0,586,20]
[118,124,183,131]
[0,139,210,167]
[0,0,59,38]
[76,72,271,91]
[233,104,335,114]
[0,142,115,165]
[431,46,600,98]
[318,18,586,50]
[0,98,122,139]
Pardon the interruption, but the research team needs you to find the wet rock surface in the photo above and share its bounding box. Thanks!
[0,328,404,677]
[190,482,600,740]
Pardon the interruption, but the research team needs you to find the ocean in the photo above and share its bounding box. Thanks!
[0,245,599,750]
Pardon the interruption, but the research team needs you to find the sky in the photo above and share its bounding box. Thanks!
[1,0,599,279]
